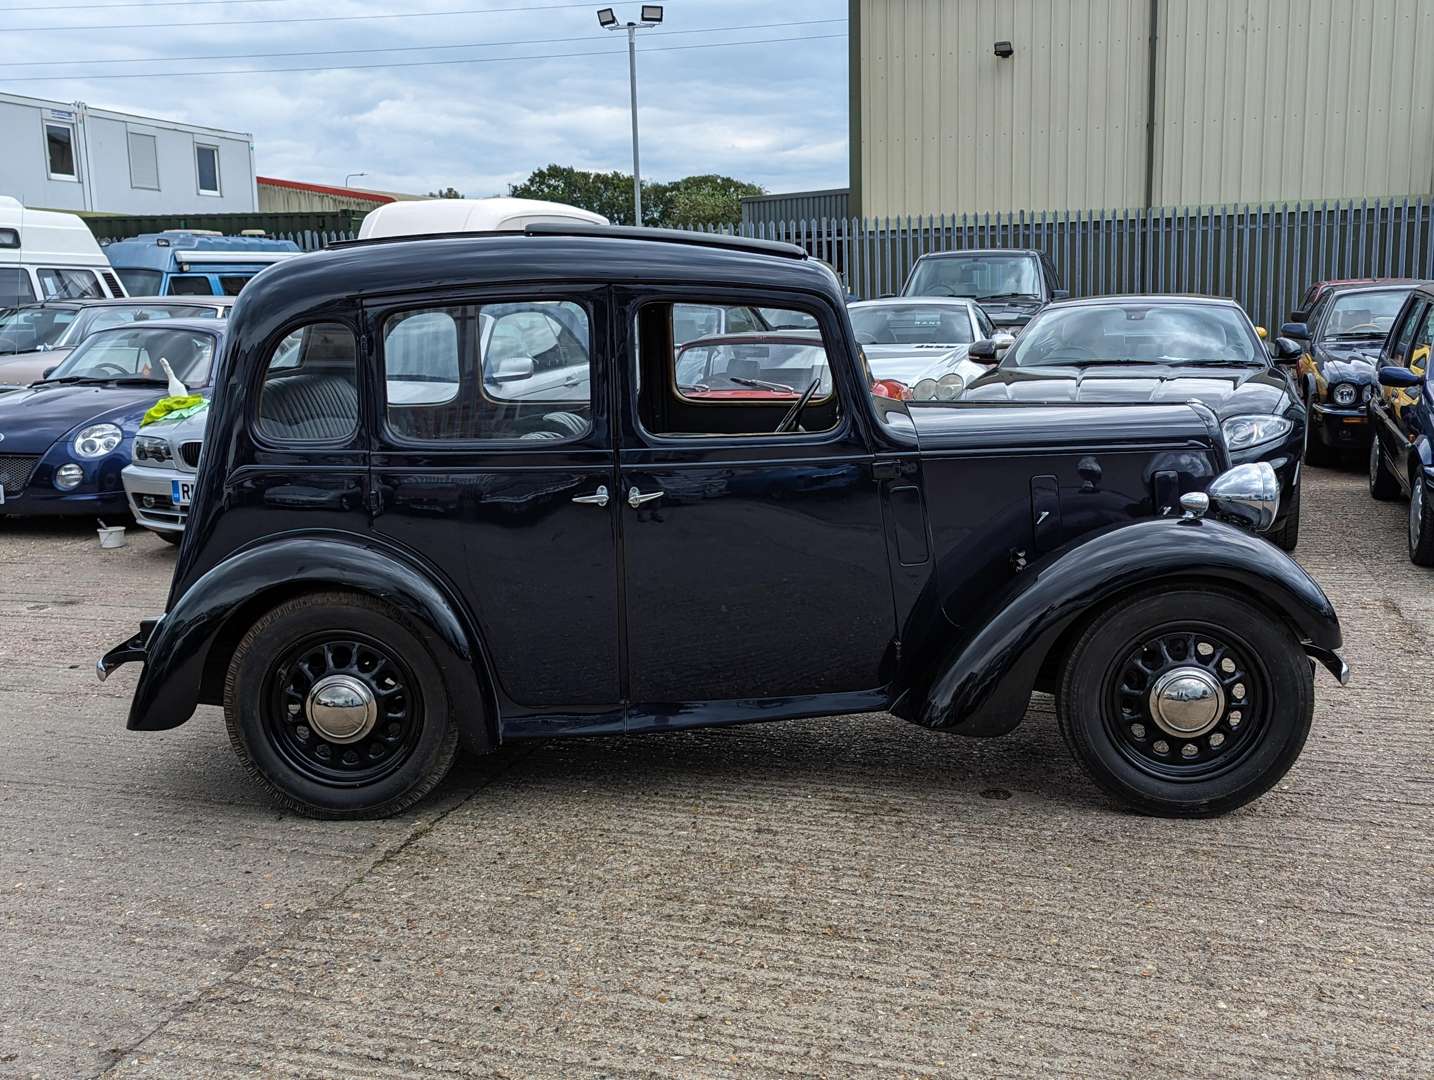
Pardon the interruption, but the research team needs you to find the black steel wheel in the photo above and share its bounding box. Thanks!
[224,591,459,818]
[1058,588,1314,817]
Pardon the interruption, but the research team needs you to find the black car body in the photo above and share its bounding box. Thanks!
[962,296,1307,550]
[900,248,1066,330]
[1281,282,1416,462]
[1367,281,1434,564]
[99,226,1345,820]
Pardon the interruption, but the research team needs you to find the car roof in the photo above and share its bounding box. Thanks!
[848,297,980,309]
[1045,294,1240,309]
[1316,283,1419,299]
[84,317,227,336]
[913,248,1043,259]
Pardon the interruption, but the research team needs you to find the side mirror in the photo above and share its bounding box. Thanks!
[1051,288,1070,300]
[968,338,999,363]
[991,331,1016,351]
[1378,366,1422,388]
[1281,321,1310,341]
[1290,308,1310,324]
[41,366,56,380]
[1273,336,1302,361]
[489,355,535,383]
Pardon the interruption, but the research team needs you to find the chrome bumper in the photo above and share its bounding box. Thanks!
[97,618,160,681]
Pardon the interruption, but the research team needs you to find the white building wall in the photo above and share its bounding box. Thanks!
[0,92,257,214]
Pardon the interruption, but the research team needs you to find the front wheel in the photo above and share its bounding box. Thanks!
[1267,485,1300,551]
[1057,589,1313,817]
[224,591,459,818]
[1409,478,1434,566]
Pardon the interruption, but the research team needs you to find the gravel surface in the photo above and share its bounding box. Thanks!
[1,463,1430,1079]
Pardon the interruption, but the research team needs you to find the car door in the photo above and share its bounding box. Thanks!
[1372,297,1428,486]
[614,288,898,723]
[367,285,624,728]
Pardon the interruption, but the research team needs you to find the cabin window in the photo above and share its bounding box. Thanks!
[115,269,162,296]
[0,269,36,308]
[44,122,77,181]
[635,300,840,438]
[383,300,592,442]
[36,268,102,300]
[127,131,160,190]
[195,143,221,195]
[219,275,250,296]
[168,275,215,296]
[255,322,359,443]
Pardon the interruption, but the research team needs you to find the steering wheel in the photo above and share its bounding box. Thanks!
[776,376,824,434]
[87,362,132,377]
[1344,322,1381,335]
[926,284,956,297]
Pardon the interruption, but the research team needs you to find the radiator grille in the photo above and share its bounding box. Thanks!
[178,441,202,470]
[0,454,38,495]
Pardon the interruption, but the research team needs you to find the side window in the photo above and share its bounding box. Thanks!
[1389,302,1426,368]
[169,275,215,296]
[976,307,995,337]
[255,322,359,443]
[36,268,101,299]
[1411,304,1434,375]
[0,268,36,307]
[383,300,591,442]
[635,300,840,438]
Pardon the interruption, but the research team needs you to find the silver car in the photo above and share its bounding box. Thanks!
[848,297,1014,400]
[122,404,208,542]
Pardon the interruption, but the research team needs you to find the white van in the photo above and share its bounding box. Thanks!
[357,197,606,240]
[0,196,125,306]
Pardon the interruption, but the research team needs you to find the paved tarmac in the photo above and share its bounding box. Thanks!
[1,463,1430,1079]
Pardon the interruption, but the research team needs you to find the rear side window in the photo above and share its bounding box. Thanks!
[383,300,592,442]
[219,275,250,296]
[0,268,36,307]
[169,275,215,296]
[36,268,102,299]
[256,322,359,443]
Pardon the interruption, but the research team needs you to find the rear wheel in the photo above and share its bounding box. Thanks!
[1057,589,1313,817]
[1303,427,1335,466]
[151,529,182,546]
[1409,478,1434,566]
[224,591,459,818]
[1369,437,1400,500]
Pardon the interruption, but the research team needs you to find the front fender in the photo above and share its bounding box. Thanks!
[117,536,494,750]
[900,517,1343,736]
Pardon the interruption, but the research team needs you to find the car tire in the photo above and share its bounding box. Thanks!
[1267,485,1300,551]
[1408,478,1434,567]
[1369,437,1400,500]
[1056,588,1313,818]
[223,591,460,819]
[1303,425,1335,466]
[151,529,182,546]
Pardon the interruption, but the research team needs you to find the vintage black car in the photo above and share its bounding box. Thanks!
[961,296,1307,550]
[1368,281,1434,565]
[98,226,1346,820]
[1281,282,1415,464]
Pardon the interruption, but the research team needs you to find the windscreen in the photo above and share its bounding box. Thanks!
[1320,289,1410,340]
[905,254,1042,300]
[47,326,217,385]
[850,304,975,345]
[1007,303,1263,367]
[0,306,76,354]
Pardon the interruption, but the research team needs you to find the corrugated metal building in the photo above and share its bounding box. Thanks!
[740,188,850,227]
[851,0,1434,217]
[257,176,422,214]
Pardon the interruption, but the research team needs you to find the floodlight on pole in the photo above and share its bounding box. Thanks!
[597,5,665,225]
[344,172,367,187]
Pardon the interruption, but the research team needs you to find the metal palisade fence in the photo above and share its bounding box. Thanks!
[685,197,1434,330]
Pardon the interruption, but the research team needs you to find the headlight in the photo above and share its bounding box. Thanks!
[133,435,171,464]
[54,463,83,490]
[934,373,965,401]
[1221,414,1293,451]
[72,423,123,459]
[913,378,938,401]
[1331,383,1357,406]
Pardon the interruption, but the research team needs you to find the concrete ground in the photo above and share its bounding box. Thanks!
[0,463,1430,1080]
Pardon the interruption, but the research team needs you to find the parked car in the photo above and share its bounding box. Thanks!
[1280,283,1414,464]
[103,231,300,297]
[98,225,1345,821]
[848,297,1013,400]
[961,296,1307,550]
[0,195,125,308]
[0,320,221,517]
[123,401,208,543]
[673,331,832,400]
[900,248,1066,330]
[1368,281,1434,564]
[0,296,234,389]
[1290,277,1422,323]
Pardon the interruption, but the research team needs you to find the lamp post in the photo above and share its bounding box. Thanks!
[597,5,663,225]
[344,172,367,187]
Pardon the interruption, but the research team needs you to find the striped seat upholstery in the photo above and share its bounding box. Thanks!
[258,373,358,441]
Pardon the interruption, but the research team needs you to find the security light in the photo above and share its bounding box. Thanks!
[993,40,1014,58]
[641,4,663,23]
[596,7,617,26]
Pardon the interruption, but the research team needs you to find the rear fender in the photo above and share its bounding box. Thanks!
[122,536,496,752]
[898,517,1344,736]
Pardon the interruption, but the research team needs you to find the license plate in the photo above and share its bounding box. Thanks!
[171,479,194,506]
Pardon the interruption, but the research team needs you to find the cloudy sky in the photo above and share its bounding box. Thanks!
[7,0,848,197]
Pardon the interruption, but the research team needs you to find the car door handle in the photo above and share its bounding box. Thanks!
[627,486,663,509]
[572,485,609,508]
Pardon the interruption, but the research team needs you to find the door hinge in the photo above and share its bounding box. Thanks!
[873,459,916,481]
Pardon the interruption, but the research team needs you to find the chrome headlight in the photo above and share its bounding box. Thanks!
[1331,383,1357,406]
[934,373,965,401]
[72,423,123,459]
[133,435,171,464]
[912,378,938,401]
[1221,414,1293,451]
[1207,461,1281,532]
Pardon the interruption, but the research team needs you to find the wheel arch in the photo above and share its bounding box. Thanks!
[894,517,1343,737]
[127,535,501,754]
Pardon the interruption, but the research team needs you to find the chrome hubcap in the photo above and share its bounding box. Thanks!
[1148,666,1225,738]
[1411,482,1423,549]
[305,674,378,744]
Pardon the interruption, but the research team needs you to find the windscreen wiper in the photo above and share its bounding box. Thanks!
[976,292,1041,302]
[729,375,795,393]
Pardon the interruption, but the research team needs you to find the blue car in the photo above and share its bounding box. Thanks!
[104,231,300,298]
[0,319,222,517]
[1369,280,1434,564]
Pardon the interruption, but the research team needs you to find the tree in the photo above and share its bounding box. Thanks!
[507,164,763,227]
[427,187,464,199]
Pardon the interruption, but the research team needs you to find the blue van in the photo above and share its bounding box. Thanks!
[104,231,301,297]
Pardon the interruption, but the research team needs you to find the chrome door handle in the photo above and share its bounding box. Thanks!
[627,485,663,509]
[572,485,609,508]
